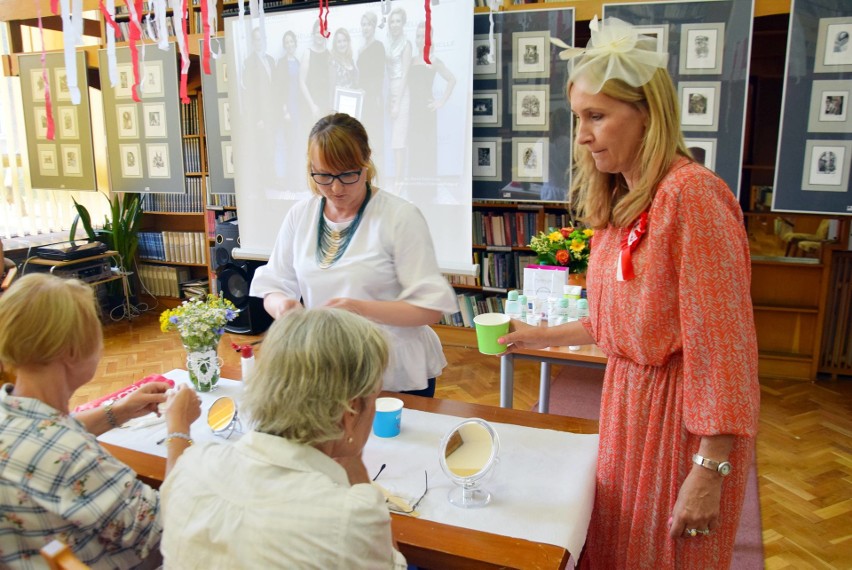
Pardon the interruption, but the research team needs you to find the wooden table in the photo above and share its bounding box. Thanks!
[101,383,598,570]
[500,345,608,413]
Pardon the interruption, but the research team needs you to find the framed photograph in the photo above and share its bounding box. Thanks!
[801,140,852,192]
[53,68,71,101]
[472,137,502,181]
[512,137,549,183]
[635,25,668,54]
[678,82,721,131]
[60,144,83,177]
[807,80,852,133]
[116,104,139,139]
[143,102,167,138]
[218,97,231,136]
[119,143,143,178]
[58,107,79,139]
[513,31,550,79]
[222,141,235,178]
[115,64,134,99]
[334,88,365,120]
[512,85,549,131]
[815,17,852,72]
[146,143,171,178]
[141,61,165,98]
[472,90,502,127]
[34,107,48,139]
[37,144,58,176]
[473,34,502,79]
[30,70,46,102]
[684,138,716,171]
[679,23,725,75]
[216,59,229,93]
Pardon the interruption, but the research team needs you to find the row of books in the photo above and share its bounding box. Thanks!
[181,96,201,136]
[473,210,572,247]
[183,138,203,172]
[440,293,506,328]
[139,263,191,298]
[208,193,237,208]
[222,0,291,17]
[138,231,208,265]
[111,15,179,43]
[180,277,210,299]
[477,251,536,291]
[140,178,206,212]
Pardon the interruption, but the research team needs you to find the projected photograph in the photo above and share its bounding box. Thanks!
[802,140,852,192]
[808,80,852,133]
[472,138,501,181]
[474,34,502,78]
[116,104,139,138]
[54,68,71,101]
[685,138,716,171]
[119,144,143,178]
[61,144,83,177]
[34,107,48,139]
[222,141,235,178]
[30,70,46,102]
[636,25,668,53]
[679,82,720,131]
[58,107,79,139]
[512,85,548,130]
[141,61,165,98]
[679,23,724,75]
[218,98,231,136]
[116,64,133,99]
[37,144,58,176]
[513,137,548,182]
[144,102,167,138]
[146,143,171,178]
[473,91,501,127]
[513,31,550,79]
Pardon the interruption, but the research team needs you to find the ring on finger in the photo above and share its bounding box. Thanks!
[685,528,711,537]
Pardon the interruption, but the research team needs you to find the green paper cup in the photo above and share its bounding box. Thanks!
[473,313,511,355]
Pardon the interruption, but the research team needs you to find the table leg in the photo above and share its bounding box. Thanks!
[538,362,551,413]
[500,353,514,409]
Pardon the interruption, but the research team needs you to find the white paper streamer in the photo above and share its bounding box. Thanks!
[105,0,118,87]
[60,0,82,105]
[169,0,191,76]
[206,0,220,61]
[152,0,169,50]
[488,0,499,65]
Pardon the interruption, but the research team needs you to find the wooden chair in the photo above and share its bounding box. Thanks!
[40,540,90,570]
[782,219,831,256]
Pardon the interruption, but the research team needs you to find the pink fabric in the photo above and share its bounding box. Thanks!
[72,374,174,413]
[579,159,760,568]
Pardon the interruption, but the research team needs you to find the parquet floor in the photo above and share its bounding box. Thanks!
[70,313,852,569]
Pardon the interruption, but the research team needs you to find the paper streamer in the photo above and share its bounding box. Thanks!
[423,0,432,64]
[152,0,168,50]
[59,0,82,105]
[169,0,191,103]
[488,0,499,65]
[206,0,220,64]
[318,0,330,38]
[36,0,56,140]
[99,0,119,86]
[201,0,211,73]
[126,0,144,103]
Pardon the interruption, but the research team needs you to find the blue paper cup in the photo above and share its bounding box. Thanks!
[373,397,404,438]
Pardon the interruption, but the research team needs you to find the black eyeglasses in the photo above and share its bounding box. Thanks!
[310,169,362,186]
[373,466,428,514]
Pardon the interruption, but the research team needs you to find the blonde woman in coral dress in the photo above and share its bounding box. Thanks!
[500,18,760,568]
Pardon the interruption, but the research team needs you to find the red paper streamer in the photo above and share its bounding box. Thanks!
[129,0,143,103]
[201,0,211,74]
[618,210,648,281]
[318,0,330,39]
[423,0,432,64]
[99,0,121,41]
[179,0,190,103]
[36,0,56,140]
[50,0,59,15]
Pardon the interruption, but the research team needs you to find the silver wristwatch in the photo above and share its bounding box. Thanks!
[692,453,732,476]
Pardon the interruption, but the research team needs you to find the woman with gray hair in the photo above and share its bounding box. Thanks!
[160,308,406,569]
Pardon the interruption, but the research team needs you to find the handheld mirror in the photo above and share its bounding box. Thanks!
[439,418,500,508]
[207,396,241,439]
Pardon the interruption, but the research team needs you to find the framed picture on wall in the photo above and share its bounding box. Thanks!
[61,144,83,177]
[146,143,171,178]
[635,25,668,53]
[513,31,550,79]
[30,70,46,102]
[807,80,852,132]
[37,144,58,176]
[143,102,167,138]
[141,61,165,98]
[218,98,231,136]
[679,23,725,75]
[472,138,502,181]
[119,143,143,178]
[473,34,502,78]
[53,68,71,101]
[512,137,548,182]
[815,17,852,72]
[222,141,235,178]
[801,140,852,192]
[116,104,139,138]
[34,107,48,139]
[678,82,721,131]
[58,107,79,139]
[684,138,717,171]
[115,64,134,99]
[512,85,549,131]
[216,59,229,93]
[473,91,502,127]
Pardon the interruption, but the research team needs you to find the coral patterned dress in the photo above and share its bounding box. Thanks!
[579,158,760,568]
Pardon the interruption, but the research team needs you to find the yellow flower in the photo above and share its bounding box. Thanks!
[583,229,594,238]
[570,239,586,253]
[548,230,563,242]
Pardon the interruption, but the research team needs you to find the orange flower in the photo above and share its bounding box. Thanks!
[555,250,570,265]
[560,227,573,239]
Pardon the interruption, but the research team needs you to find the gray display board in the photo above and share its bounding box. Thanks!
[19,51,97,192]
[199,38,235,194]
[604,0,753,199]
[774,0,852,215]
[99,44,185,193]
[472,8,575,203]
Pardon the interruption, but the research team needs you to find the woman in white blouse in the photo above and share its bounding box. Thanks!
[161,308,407,569]
[250,113,457,396]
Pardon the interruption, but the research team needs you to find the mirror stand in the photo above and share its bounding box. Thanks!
[448,479,492,508]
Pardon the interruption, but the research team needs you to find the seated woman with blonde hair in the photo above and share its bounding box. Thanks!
[161,307,406,569]
[0,273,201,569]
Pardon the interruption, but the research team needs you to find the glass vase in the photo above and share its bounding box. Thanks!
[184,338,222,392]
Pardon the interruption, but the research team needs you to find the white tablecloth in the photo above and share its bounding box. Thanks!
[98,369,599,561]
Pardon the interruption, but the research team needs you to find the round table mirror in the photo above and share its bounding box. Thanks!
[207,396,241,439]
[439,418,500,508]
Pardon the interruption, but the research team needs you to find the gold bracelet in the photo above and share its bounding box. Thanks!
[164,432,193,446]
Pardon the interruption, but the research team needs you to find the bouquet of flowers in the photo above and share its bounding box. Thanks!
[529,226,594,273]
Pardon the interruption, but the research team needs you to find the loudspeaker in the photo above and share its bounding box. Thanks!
[218,261,273,335]
[212,220,240,272]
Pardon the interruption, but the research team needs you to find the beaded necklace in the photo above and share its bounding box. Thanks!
[315,185,372,269]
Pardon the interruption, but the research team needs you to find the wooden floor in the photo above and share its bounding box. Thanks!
[71,312,852,570]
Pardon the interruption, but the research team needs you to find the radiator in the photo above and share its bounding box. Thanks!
[820,251,852,376]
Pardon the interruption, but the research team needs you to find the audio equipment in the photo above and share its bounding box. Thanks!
[212,219,240,272]
[218,260,272,335]
[31,259,113,283]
